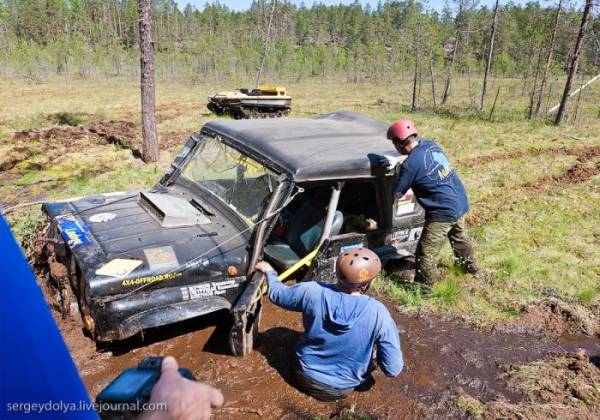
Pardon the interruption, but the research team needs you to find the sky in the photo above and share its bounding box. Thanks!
[173,0,579,14]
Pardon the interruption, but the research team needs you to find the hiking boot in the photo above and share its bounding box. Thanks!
[465,259,480,274]
[413,270,434,286]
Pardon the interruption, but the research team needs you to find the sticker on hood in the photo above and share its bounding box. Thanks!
[57,214,91,248]
[96,259,143,277]
[144,246,179,271]
[89,212,116,223]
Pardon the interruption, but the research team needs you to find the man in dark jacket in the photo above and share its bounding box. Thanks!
[380,119,479,285]
[255,248,403,401]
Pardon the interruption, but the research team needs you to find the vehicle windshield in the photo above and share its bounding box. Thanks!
[180,136,277,225]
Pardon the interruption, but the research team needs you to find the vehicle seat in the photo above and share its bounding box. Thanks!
[264,210,344,270]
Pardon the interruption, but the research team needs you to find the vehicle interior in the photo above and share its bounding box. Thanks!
[263,181,381,270]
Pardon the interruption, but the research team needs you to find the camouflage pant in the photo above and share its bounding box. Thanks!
[414,217,477,285]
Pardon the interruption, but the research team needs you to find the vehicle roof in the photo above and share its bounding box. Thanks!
[202,111,397,182]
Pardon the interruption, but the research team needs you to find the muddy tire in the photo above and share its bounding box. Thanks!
[229,298,263,356]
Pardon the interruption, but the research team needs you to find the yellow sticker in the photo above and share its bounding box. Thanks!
[358,268,371,281]
[122,272,182,287]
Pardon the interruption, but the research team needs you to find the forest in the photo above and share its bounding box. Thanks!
[1,0,598,86]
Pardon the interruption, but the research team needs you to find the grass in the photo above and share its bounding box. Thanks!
[372,275,425,310]
[456,394,485,418]
[1,75,599,329]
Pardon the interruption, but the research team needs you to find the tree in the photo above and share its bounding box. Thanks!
[256,0,276,87]
[480,0,499,111]
[139,0,158,162]
[532,0,562,118]
[554,0,593,125]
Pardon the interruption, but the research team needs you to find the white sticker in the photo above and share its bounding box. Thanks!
[144,246,179,271]
[396,203,415,216]
[181,280,239,301]
[396,189,416,216]
[391,229,410,241]
[184,258,210,270]
[96,259,143,277]
[89,212,116,223]
[103,191,127,197]
[409,227,423,241]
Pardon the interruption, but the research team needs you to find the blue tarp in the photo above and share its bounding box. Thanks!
[0,216,97,419]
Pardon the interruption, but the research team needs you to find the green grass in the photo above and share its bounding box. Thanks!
[373,275,425,310]
[1,76,599,330]
[431,279,464,308]
[576,289,599,305]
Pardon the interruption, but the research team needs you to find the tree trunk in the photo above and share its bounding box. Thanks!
[411,49,419,111]
[480,0,499,111]
[527,44,544,119]
[554,0,592,125]
[548,72,600,113]
[442,1,464,105]
[571,78,585,124]
[533,0,562,117]
[441,37,458,105]
[256,0,277,88]
[429,57,437,109]
[488,86,501,121]
[139,0,159,162]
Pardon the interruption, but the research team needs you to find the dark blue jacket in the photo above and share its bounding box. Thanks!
[266,271,403,389]
[394,139,469,221]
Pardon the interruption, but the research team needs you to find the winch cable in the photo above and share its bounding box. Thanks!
[100,186,303,303]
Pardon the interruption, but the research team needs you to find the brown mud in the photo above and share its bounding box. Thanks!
[38,277,600,419]
[492,299,600,338]
[459,145,600,167]
[466,146,600,227]
[4,119,187,171]
[484,351,600,419]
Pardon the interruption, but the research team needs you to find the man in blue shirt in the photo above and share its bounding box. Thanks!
[381,119,479,285]
[255,248,403,401]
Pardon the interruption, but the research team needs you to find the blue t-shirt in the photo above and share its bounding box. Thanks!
[266,271,403,389]
[394,139,469,221]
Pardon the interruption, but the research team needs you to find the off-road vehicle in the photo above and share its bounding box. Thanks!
[207,86,292,119]
[38,111,424,356]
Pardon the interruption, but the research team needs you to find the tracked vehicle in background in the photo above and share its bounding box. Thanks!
[207,86,292,119]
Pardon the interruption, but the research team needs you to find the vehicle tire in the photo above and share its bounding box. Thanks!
[229,297,262,356]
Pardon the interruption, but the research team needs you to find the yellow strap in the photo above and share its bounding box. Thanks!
[278,248,319,281]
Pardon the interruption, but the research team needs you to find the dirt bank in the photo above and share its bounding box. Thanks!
[39,280,599,419]
[4,120,187,171]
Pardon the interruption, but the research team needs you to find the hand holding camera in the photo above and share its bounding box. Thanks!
[97,356,223,420]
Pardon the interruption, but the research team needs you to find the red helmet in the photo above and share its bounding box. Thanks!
[387,119,417,142]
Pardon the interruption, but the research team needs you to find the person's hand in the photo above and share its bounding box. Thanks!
[255,261,274,273]
[371,154,398,170]
[140,356,224,420]
[383,154,400,168]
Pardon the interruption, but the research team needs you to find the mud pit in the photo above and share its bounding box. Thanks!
[45,286,599,419]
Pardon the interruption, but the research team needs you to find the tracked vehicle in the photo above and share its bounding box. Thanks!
[207,86,292,119]
[37,111,424,356]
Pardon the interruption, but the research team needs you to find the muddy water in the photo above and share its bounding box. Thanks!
[53,295,600,419]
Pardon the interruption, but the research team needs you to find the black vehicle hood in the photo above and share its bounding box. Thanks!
[43,189,251,297]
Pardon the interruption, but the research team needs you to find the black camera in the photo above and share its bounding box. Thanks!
[96,356,195,419]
